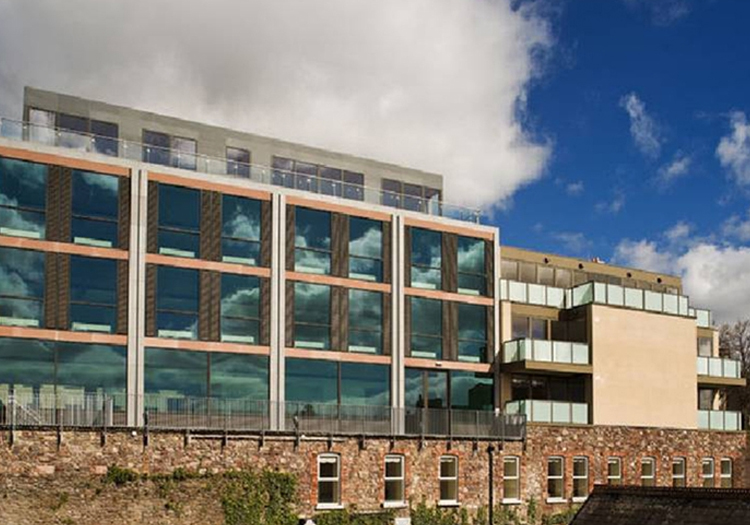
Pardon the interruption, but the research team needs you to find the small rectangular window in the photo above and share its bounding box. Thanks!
[157,184,201,258]
[530,318,548,340]
[572,457,589,500]
[221,195,261,266]
[271,157,295,188]
[71,170,119,248]
[220,274,260,344]
[410,297,442,359]
[294,207,331,275]
[607,457,622,485]
[381,179,401,208]
[698,388,715,410]
[293,283,331,349]
[641,458,656,487]
[349,217,383,282]
[720,458,733,488]
[0,157,48,240]
[319,166,342,197]
[348,289,382,354]
[672,458,686,488]
[697,337,713,357]
[226,147,250,177]
[503,456,520,502]
[171,136,197,171]
[69,255,117,333]
[457,303,486,363]
[439,456,458,504]
[143,130,171,166]
[403,183,424,212]
[702,458,715,488]
[58,113,89,149]
[384,455,405,505]
[547,457,565,501]
[0,247,45,328]
[511,315,529,340]
[457,236,486,295]
[410,227,441,290]
[90,120,119,156]
[317,454,341,507]
[343,171,364,201]
[156,266,199,340]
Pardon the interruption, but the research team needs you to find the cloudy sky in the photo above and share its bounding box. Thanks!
[1,0,749,322]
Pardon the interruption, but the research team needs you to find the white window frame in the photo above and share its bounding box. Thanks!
[672,458,686,487]
[438,455,459,506]
[547,456,566,503]
[607,457,622,485]
[572,456,589,502]
[641,458,656,487]
[502,456,521,504]
[316,454,342,510]
[702,457,715,488]
[383,454,406,507]
[720,458,733,488]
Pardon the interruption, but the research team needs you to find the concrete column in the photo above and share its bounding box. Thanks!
[493,237,501,412]
[392,214,406,434]
[270,193,286,431]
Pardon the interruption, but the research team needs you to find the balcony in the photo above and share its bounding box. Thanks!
[499,280,566,308]
[502,338,591,374]
[697,357,746,387]
[697,410,743,431]
[505,400,589,425]
[0,116,482,224]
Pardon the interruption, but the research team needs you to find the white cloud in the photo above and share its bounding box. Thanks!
[623,0,691,26]
[620,92,662,159]
[656,151,691,185]
[722,210,750,242]
[613,239,675,275]
[0,0,555,209]
[565,180,584,196]
[716,111,750,186]
[664,221,692,244]
[551,231,592,256]
[595,190,626,214]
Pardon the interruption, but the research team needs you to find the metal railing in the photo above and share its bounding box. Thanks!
[0,116,482,224]
[502,338,590,365]
[697,410,742,431]
[505,400,589,425]
[0,390,526,440]
[697,357,742,379]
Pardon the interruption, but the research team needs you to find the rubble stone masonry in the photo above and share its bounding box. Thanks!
[0,425,746,524]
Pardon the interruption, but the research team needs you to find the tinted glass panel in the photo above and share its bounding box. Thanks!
[0,337,54,389]
[451,372,493,410]
[220,274,260,344]
[156,266,199,339]
[57,342,126,394]
[210,353,268,400]
[145,347,207,397]
[158,184,200,258]
[404,368,425,408]
[427,371,448,408]
[71,170,119,247]
[171,137,197,170]
[348,289,382,354]
[410,297,442,359]
[341,363,390,406]
[70,256,117,332]
[343,171,364,201]
[286,358,337,404]
[294,283,330,349]
[458,304,486,363]
[222,195,261,265]
[295,207,331,274]
[457,236,485,295]
[0,247,45,327]
[349,217,382,282]
[226,147,250,177]
[411,228,441,289]
[0,157,47,239]
[271,157,295,188]
[319,167,342,197]
[91,120,119,156]
[143,130,171,166]
[381,179,401,208]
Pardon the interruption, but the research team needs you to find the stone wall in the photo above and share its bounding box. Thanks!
[0,425,746,524]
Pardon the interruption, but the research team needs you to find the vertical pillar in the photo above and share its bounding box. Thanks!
[270,193,286,430]
[128,168,148,426]
[392,214,406,434]
[493,237,502,413]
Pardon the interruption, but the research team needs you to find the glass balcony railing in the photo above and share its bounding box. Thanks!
[0,116,482,224]
[697,410,742,431]
[502,338,590,366]
[499,280,566,308]
[505,400,589,425]
[691,308,712,328]
[697,357,742,379]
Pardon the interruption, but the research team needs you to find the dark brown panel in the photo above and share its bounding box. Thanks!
[117,176,131,250]
[259,278,271,345]
[45,166,62,242]
[145,264,157,337]
[146,181,159,253]
[260,200,272,267]
[485,306,494,364]
[57,254,70,330]
[382,292,392,356]
[209,192,222,262]
[382,221,392,284]
[285,205,295,271]
[442,233,458,293]
[43,253,58,330]
[199,191,213,261]
[404,226,412,287]
[285,281,295,345]
[116,260,129,335]
[58,168,72,244]
[331,213,349,278]
[442,301,457,361]
[198,270,212,341]
[484,240,494,298]
[339,288,349,351]
[404,296,412,357]
[210,271,221,341]
[331,286,343,351]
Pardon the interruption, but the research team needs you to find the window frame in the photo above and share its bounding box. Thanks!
[641,457,656,487]
[720,458,733,488]
[219,273,261,344]
[155,265,200,340]
[68,255,118,334]
[457,236,486,296]
[156,183,201,259]
[502,456,521,503]
[409,297,443,360]
[438,455,459,506]
[0,157,48,240]
[293,282,331,350]
[672,457,686,488]
[547,456,565,502]
[70,170,120,248]
[347,288,383,354]
[348,216,383,282]
[316,453,342,509]
[572,456,589,501]
[701,457,715,488]
[607,457,622,486]
[383,454,406,507]
[410,227,442,290]
[220,194,262,266]
[0,246,45,328]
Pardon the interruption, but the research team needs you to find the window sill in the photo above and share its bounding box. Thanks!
[438,500,460,508]
[502,499,522,505]
[316,503,344,511]
[546,498,568,504]
[382,501,407,509]
[572,497,588,503]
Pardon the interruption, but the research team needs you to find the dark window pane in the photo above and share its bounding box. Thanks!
[295,207,331,274]
[341,363,390,406]
[457,304,486,363]
[210,353,268,400]
[348,289,382,354]
[319,167,342,197]
[158,184,200,258]
[427,371,448,408]
[403,183,424,212]
[0,247,45,327]
[171,137,197,170]
[57,342,126,394]
[343,171,364,201]
[411,297,442,359]
[451,372,493,410]
[0,337,54,390]
[220,274,260,344]
[531,318,547,339]
[405,369,424,408]
[59,114,87,133]
[271,157,295,188]
[91,120,119,156]
[143,130,171,166]
[226,147,250,177]
[286,358,338,404]
[457,237,485,293]
[70,256,117,333]
[411,228,441,289]
[511,315,528,339]
[349,218,382,281]
[381,179,401,208]
[294,283,330,349]
[71,170,119,247]
[511,376,530,400]
[145,347,207,397]
[0,157,47,239]
[222,195,261,265]
[156,266,199,339]
[294,162,318,192]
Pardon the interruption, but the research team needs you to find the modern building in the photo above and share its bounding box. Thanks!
[0,87,745,519]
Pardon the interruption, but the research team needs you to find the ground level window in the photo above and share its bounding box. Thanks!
[439,456,458,504]
[672,458,686,488]
[317,454,341,508]
[607,457,622,485]
[547,457,565,501]
[572,456,589,500]
[503,456,520,502]
[384,455,405,505]
[720,458,733,488]
[702,458,715,488]
[641,458,655,487]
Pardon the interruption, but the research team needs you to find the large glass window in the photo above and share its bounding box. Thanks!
[457,236,486,295]
[405,369,448,409]
[457,304,486,363]
[286,358,337,405]
[220,274,260,344]
[71,170,119,248]
[547,457,565,501]
[221,194,261,265]
[271,157,295,188]
[384,455,405,505]
[411,228,441,289]
[210,352,269,400]
[439,456,459,504]
[156,266,199,339]
[145,347,207,398]
[0,157,47,239]
[450,372,493,411]
[158,184,201,258]
[410,297,442,359]
[341,362,390,406]
[70,256,117,333]
[143,131,196,170]
[0,247,45,327]
[349,217,383,282]
[348,289,382,354]
[503,457,520,502]
[293,283,330,349]
[226,147,250,177]
[511,374,586,403]
[318,454,341,507]
[56,342,127,396]
[294,207,331,274]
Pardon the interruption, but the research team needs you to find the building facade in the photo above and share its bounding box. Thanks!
[0,88,745,519]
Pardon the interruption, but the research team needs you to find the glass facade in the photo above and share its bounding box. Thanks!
[158,184,201,258]
[222,194,261,265]
[457,304,487,363]
[410,297,442,359]
[220,274,260,344]
[71,170,119,248]
[511,374,586,403]
[406,369,493,411]
[293,283,330,349]
[156,266,199,339]
[457,236,486,295]
[341,362,390,406]
[349,217,383,282]
[0,157,47,240]
[410,228,441,289]
[70,255,117,333]
[348,289,382,354]
[294,207,331,274]
[0,247,45,327]
[285,358,390,406]
[450,372,493,410]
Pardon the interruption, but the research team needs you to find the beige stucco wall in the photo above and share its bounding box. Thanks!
[591,305,697,429]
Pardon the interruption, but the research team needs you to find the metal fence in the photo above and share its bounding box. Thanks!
[0,391,526,440]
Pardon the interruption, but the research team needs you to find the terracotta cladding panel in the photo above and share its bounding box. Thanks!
[382,292,392,356]
[43,253,58,330]
[339,287,349,351]
[117,176,131,250]
[199,191,213,261]
[198,270,212,341]
[331,286,343,351]
[285,205,295,271]
[209,192,222,262]
[442,233,458,293]
[45,166,62,242]
[116,260,129,335]
[331,213,349,278]
[58,168,72,244]
[209,271,221,341]
[285,281,295,345]
[259,278,271,346]
[404,226,412,287]
[484,239,494,299]
[382,221,392,284]
[146,181,159,253]
[260,200,272,267]
[56,254,70,330]
[485,305,494,363]
[404,296,412,357]
[145,264,157,337]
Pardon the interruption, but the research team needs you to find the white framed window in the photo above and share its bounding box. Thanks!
[438,455,459,505]
[641,458,655,487]
[702,458,715,488]
[607,457,622,485]
[384,455,405,506]
[317,454,341,509]
[572,457,589,501]
[720,458,733,488]
[672,458,686,488]
[547,456,565,502]
[503,456,521,503]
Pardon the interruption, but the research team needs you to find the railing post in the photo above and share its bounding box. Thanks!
[9,388,16,447]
